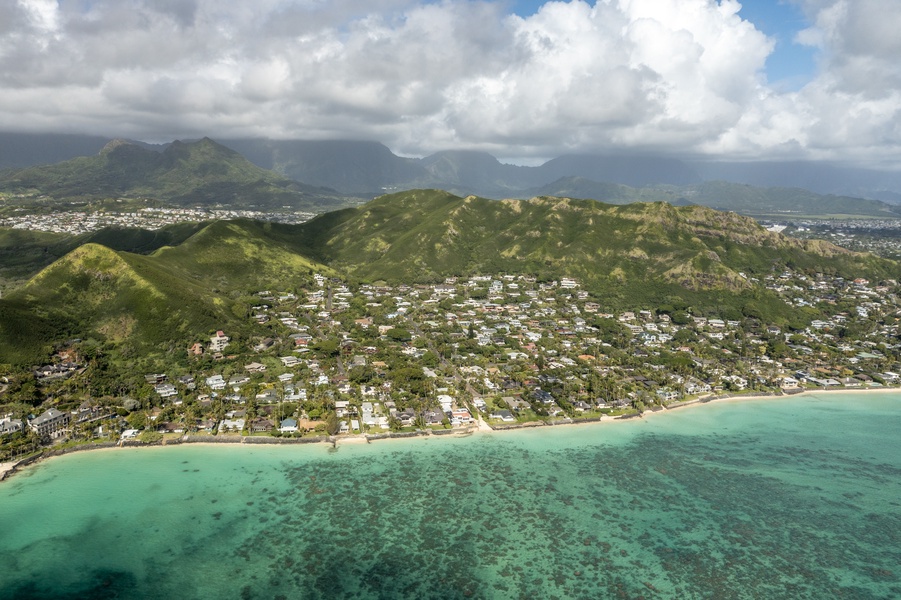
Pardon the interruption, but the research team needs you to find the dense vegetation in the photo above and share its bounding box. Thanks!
[294,190,896,311]
[0,219,334,365]
[0,222,209,290]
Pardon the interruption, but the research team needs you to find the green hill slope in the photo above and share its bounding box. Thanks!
[0,222,209,288]
[0,221,335,364]
[6,244,224,361]
[0,138,355,211]
[148,219,335,290]
[295,190,895,311]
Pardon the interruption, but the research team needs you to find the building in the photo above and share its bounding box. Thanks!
[29,408,70,439]
[209,330,230,352]
[206,374,226,390]
[0,417,24,436]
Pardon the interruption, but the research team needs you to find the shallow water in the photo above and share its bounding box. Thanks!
[1,392,899,599]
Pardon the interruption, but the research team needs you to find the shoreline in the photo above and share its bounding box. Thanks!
[2,386,898,484]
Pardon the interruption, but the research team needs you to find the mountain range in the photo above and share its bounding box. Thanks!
[1,189,895,366]
[0,137,354,211]
[3,132,901,210]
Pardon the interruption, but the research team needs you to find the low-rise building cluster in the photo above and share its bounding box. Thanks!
[4,265,901,458]
[0,206,315,234]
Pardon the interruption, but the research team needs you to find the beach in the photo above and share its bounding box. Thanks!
[3,386,899,484]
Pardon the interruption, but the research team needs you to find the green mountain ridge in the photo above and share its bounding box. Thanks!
[0,138,356,211]
[6,133,901,206]
[0,190,897,366]
[18,243,227,356]
[0,222,209,287]
[296,190,891,306]
[0,215,348,364]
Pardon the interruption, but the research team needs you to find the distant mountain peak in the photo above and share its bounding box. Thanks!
[163,137,239,160]
[0,135,352,211]
[100,138,140,154]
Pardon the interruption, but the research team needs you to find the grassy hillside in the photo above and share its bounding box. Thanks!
[0,222,209,289]
[149,219,335,290]
[0,138,356,211]
[0,220,335,364]
[0,228,72,286]
[295,190,896,313]
[3,243,225,363]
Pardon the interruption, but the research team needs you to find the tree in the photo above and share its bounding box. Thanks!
[4,373,42,406]
[348,365,375,384]
[183,404,198,432]
[388,414,402,432]
[138,430,163,444]
[421,351,439,368]
[671,311,691,326]
[324,412,340,435]
[387,328,412,342]
[126,411,147,430]
[311,339,339,356]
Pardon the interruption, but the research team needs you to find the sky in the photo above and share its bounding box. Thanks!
[1,0,900,168]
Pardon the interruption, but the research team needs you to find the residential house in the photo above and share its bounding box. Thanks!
[279,418,298,433]
[280,356,300,367]
[29,408,70,439]
[0,417,24,436]
[206,375,226,390]
[218,418,245,433]
[451,409,473,423]
[209,331,230,352]
[256,389,279,403]
[249,418,274,433]
[229,375,250,388]
[489,409,516,422]
[154,383,178,398]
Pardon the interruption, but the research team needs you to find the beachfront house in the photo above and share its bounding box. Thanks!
[279,418,298,433]
[29,408,70,439]
[0,417,24,436]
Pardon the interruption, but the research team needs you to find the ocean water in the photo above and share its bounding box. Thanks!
[0,392,899,600]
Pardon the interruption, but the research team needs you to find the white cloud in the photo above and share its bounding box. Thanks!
[0,0,899,167]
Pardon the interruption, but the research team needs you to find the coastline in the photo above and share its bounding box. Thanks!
[2,386,898,484]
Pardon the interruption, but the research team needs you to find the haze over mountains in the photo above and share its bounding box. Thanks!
[0,136,353,211]
[3,132,901,206]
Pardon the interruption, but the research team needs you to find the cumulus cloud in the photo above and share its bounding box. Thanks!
[0,0,899,167]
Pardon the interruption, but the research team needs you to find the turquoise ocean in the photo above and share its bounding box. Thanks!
[0,392,899,599]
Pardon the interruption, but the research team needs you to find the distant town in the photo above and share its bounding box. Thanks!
[0,206,317,234]
[4,262,901,462]
[768,218,901,259]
